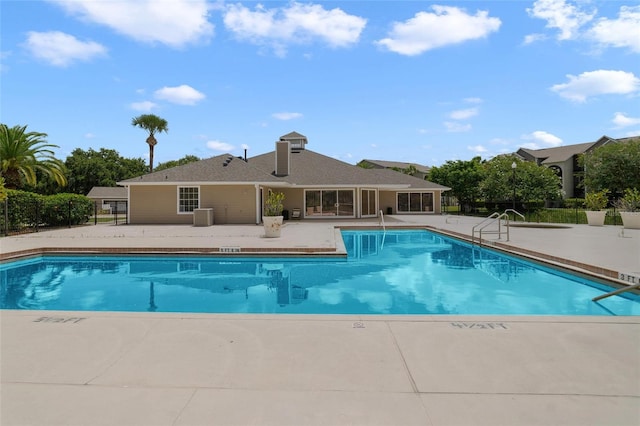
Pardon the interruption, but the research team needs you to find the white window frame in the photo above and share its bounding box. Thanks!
[396,191,434,214]
[177,186,200,214]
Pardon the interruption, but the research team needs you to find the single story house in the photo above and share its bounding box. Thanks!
[86,186,128,213]
[515,135,637,199]
[357,159,431,180]
[118,132,450,225]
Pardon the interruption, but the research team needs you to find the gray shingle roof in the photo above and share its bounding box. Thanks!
[118,148,449,191]
[118,154,283,185]
[516,135,639,165]
[249,149,448,189]
[86,186,127,198]
[279,131,307,140]
[518,142,597,164]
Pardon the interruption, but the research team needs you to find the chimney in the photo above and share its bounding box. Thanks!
[275,140,290,176]
[244,148,247,162]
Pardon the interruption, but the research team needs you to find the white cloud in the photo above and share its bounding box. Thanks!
[375,6,501,56]
[467,145,487,153]
[444,122,472,132]
[24,31,106,67]
[521,131,563,149]
[130,101,158,111]
[523,33,547,45]
[272,112,303,120]
[612,112,640,128]
[241,143,250,150]
[223,2,366,55]
[0,50,12,72]
[551,70,640,102]
[587,5,640,53]
[48,0,213,48]
[527,0,595,41]
[449,108,478,120]
[464,97,483,104]
[84,133,96,139]
[154,85,205,105]
[207,140,234,152]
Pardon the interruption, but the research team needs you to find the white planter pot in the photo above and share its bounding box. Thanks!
[585,210,606,226]
[263,216,283,238]
[620,212,640,229]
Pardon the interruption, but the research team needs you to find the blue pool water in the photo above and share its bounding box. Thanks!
[1,230,638,315]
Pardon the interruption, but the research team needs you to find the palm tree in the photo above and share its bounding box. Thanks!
[131,114,168,173]
[0,124,67,189]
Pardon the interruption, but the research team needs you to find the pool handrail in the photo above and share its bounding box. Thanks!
[472,210,525,245]
[592,283,640,302]
[379,210,386,232]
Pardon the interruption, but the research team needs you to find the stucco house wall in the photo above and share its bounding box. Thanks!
[129,186,192,224]
[201,185,258,224]
[129,185,258,225]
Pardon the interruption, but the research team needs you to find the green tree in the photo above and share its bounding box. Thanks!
[155,155,200,172]
[65,148,147,194]
[131,114,168,173]
[0,124,67,189]
[429,157,485,209]
[580,138,640,196]
[0,176,7,201]
[481,156,561,207]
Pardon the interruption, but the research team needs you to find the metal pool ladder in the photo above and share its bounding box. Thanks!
[379,209,386,232]
[592,283,640,302]
[472,209,525,245]
[379,210,387,251]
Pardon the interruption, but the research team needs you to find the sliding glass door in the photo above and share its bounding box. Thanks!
[305,190,354,217]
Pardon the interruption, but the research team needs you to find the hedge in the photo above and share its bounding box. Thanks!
[0,190,93,232]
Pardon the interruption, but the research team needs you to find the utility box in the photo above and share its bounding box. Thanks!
[193,208,214,226]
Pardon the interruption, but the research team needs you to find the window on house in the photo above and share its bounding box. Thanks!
[396,192,434,213]
[178,187,199,213]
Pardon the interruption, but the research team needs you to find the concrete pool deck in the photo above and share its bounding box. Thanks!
[1,216,639,425]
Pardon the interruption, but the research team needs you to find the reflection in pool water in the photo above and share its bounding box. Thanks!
[1,230,638,315]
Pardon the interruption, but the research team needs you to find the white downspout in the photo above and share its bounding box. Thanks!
[255,184,261,224]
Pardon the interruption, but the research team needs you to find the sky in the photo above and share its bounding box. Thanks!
[1,0,639,168]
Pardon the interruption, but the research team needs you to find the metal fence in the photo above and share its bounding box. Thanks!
[446,205,623,226]
[1,200,128,236]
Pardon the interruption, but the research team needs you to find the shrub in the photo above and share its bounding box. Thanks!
[0,190,93,233]
[584,190,608,210]
[40,193,93,226]
[564,198,584,209]
[264,191,285,216]
[615,188,640,212]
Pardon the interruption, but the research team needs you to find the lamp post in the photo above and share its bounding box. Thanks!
[511,161,517,211]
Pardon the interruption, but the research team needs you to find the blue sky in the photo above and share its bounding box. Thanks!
[2,1,639,168]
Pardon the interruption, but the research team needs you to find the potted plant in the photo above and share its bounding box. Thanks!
[584,189,608,226]
[615,188,640,229]
[263,190,285,238]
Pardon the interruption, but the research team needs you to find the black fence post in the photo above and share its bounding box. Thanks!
[94,201,98,225]
[2,198,7,236]
[35,200,39,233]
[68,200,72,228]
[114,202,118,225]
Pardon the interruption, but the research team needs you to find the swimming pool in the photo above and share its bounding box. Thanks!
[1,230,638,315]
